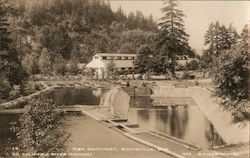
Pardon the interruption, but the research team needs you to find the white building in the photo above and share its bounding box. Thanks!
[85,53,137,78]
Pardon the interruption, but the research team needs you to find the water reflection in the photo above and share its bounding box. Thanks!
[0,114,19,157]
[44,87,105,105]
[205,122,226,148]
[128,96,226,149]
[130,96,153,108]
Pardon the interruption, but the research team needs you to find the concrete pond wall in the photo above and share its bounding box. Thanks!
[0,85,57,109]
[152,86,250,145]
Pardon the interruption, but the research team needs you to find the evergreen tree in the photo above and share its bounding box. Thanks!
[202,22,240,69]
[67,46,81,75]
[126,12,136,29]
[204,23,215,54]
[240,24,249,51]
[202,22,220,68]
[52,53,66,75]
[206,24,248,117]
[106,59,116,79]
[227,24,240,49]
[38,48,51,75]
[0,0,21,86]
[135,10,144,29]
[134,44,166,75]
[204,22,221,56]
[0,1,11,51]
[219,25,230,50]
[157,0,191,78]
[147,14,158,32]
[134,45,155,74]
[114,6,126,23]
[205,21,232,55]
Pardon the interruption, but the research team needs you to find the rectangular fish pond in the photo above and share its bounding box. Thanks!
[43,87,108,105]
[128,96,227,149]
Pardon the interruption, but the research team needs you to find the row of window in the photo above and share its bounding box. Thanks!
[102,56,136,60]
[116,67,135,71]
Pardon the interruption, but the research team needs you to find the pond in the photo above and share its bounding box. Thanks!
[128,96,226,149]
[0,87,107,157]
[0,114,19,157]
[44,87,107,105]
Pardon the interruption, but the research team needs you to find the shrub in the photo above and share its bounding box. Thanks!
[212,46,248,101]
[210,43,249,120]
[176,64,186,71]
[185,59,199,70]
[182,71,190,79]
[194,80,199,86]
[0,77,11,100]
[11,98,70,155]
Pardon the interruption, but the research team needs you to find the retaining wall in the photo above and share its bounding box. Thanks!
[0,85,56,109]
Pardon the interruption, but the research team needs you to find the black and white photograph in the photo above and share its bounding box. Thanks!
[0,0,249,157]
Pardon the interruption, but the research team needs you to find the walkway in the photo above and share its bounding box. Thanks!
[64,114,170,158]
[81,107,195,158]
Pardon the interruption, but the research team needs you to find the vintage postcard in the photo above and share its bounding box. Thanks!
[0,0,249,157]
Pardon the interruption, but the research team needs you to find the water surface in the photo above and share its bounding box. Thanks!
[0,114,19,157]
[128,96,226,149]
[44,87,106,105]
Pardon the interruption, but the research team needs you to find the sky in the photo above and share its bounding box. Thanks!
[110,0,249,53]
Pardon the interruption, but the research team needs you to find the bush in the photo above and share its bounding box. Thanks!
[137,74,143,80]
[194,80,199,86]
[221,99,250,121]
[185,59,199,70]
[0,77,11,100]
[11,98,70,154]
[182,71,190,79]
[210,43,248,120]
[8,88,20,100]
[67,64,79,75]
[176,64,186,71]
[212,46,248,101]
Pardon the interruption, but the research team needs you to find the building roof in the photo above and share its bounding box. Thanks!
[86,59,106,68]
[103,60,135,68]
[177,60,189,65]
[177,58,198,65]
[78,63,86,69]
[86,53,136,69]
[86,58,135,68]
[96,53,136,57]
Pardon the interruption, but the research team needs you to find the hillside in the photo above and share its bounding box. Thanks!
[7,0,157,75]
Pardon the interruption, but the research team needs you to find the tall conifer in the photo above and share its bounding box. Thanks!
[158,0,191,77]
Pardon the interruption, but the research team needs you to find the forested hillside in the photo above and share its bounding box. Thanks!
[7,0,157,75]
